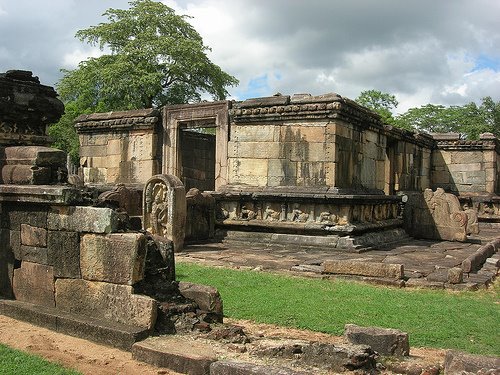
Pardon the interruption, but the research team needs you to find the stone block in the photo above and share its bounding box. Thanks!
[1,165,52,184]
[127,132,157,160]
[228,141,281,159]
[13,261,55,307]
[462,243,496,273]
[344,324,410,356]
[447,267,463,284]
[323,260,404,279]
[451,151,484,164]
[19,245,49,264]
[178,281,223,319]
[211,361,310,375]
[55,278,157,329]
[132,336,217,375]
[280,124,326,143]
[2,204,47,229]
[47,231,81,278]
[20,224,47,247]
[232,125,280,142]
[80,233,147,285]
[444,350,500,375]
[79,145,108,158]
[83,167,107,184]
[447,163,481,172]
[47,206,119,233]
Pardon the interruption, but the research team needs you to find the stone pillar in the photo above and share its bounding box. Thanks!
[143,174,186,251]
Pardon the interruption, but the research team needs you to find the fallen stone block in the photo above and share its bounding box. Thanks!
[80,233,147,285]
[47,206,119,233]
[251,339,376,372]
[178,281,223,321]
[447,267,463,284]
[444,350,500,375]
[132,336,217,375]
[13,261,55,307]
[344,324,410,356]
[323,260,403,279]
[462,243,496,273]
[55,278,157,329]
[210,361,310,375]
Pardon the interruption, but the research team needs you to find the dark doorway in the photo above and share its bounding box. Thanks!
[179,127,216,191]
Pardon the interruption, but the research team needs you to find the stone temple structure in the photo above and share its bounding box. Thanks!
[75,93,499,248]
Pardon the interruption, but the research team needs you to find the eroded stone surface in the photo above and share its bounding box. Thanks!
[55,278,157,329]
[48,206,119,233]
[323,260,404,279]
[13,261,55,307]
[47,230,81,278]
[80,233,147,285]
[344,324,410,356]
[444,350,500,375]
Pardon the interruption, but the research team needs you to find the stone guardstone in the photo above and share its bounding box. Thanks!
[344,324,410,356]
[404,188,478,242]
[20,224,47,247]
[47,206,119,233]
[12,261,55,308]
[143,174,186,251]
[322,260,404,279]
[80,233,147,285]
[55,278,157,329]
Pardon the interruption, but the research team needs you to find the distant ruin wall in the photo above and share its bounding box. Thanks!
[75,109,161,185]
[431,133,499,195]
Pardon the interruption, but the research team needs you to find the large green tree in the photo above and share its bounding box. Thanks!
[355,89,400,126]
[51,0,238,162]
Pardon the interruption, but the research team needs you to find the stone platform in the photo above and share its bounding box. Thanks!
[178,226,500,290]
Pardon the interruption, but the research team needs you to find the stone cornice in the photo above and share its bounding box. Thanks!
[230,93,383,129]
[74,108,159,134]
[435,139,500,153]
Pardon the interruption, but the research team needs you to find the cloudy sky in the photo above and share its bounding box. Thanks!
[1,0,499,113]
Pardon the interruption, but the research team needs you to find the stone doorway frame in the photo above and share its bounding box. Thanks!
[162,101,230,190]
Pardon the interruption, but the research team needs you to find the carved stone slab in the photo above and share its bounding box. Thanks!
[143,174,186,251]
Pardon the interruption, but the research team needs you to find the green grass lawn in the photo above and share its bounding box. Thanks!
[176,262,500,355]
[0,344,81,375]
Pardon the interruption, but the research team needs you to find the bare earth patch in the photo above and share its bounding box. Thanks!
[0,314,446,375]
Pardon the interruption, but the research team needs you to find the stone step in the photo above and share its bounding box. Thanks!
[0,299,150,350]
[132,335,217,375]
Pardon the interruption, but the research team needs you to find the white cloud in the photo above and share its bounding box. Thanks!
[62,48,103,69]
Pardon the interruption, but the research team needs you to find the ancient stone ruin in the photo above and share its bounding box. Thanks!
[1,70,499,374]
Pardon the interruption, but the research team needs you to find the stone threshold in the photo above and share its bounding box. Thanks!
[0,299,150,350]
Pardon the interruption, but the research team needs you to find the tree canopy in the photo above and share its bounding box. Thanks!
[51,0,238,162]
[355,89,499,139]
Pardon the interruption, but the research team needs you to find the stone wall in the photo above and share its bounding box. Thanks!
[431,133,499,195]
[228,94,433,193]
[75,109,161,185]
[0,186,159,332]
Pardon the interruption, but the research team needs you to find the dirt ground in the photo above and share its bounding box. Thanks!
[0,314,447,375]
[0,315,181,375]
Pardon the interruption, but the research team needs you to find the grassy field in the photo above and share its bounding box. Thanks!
[176,261,500,355]
[0,344,81,375]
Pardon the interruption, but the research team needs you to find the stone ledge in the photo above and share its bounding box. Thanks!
[210,361,310,375]
[0,185,82,205]
[0,299,150,350]
[132,336,217,375]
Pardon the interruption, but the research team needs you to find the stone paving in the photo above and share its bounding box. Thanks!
[177,226,500,290]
